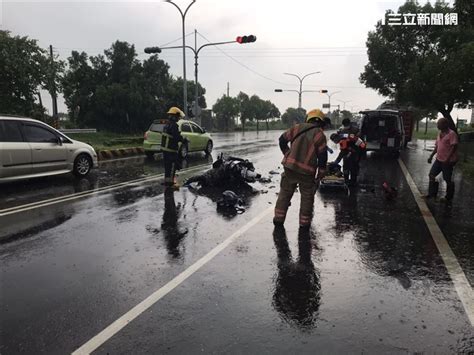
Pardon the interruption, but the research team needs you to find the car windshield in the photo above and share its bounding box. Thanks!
[149,122,166,132]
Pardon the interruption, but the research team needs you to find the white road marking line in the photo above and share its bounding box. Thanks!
[71,206,273,355]
[398,158,474,326]
[0,164,209,217]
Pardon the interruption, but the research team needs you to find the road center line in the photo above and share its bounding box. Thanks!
[0,164,209,217]
[398,158,474,326]
[71,205,273,355]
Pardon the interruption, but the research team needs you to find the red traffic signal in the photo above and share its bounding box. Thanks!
[236,35,257,44]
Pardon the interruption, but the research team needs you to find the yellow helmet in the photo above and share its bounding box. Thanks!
[306,108,325,123]
[167,106,185,117]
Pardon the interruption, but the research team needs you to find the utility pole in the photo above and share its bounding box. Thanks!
[227,82,230,97]
[49,45,58,127]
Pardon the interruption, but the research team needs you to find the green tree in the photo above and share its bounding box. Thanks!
[341,110,353,120]
[360,0,474,131]
[62,41,191,133]
[62,51,99,127]
[212,95,239,131]
[0,30,52,119]
[260,100,281,131]
[281,107,306,127]
[167,78,207,116]
[237,91,253,131]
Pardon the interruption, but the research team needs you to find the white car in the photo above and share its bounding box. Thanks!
[0,116,98,183]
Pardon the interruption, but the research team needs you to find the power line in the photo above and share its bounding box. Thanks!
[156,54,366,58]
[53,32,195,54]
[158,31,195,47]
[196,31,294,87]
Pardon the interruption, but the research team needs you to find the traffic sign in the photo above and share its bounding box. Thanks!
[322,103,330,109]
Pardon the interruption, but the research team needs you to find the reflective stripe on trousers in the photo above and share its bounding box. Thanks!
[274,168,316,225]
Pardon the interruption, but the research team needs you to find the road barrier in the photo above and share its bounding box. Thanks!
[97,147,144,160]
[60,128,97,134]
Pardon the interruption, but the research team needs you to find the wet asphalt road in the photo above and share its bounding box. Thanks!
[0,131,473,354]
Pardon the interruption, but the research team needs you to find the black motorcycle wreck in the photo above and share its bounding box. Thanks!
[184,154,264,217]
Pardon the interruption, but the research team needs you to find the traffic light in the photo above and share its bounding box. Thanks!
[144,47,162,54]
[274,89,283,92]
[236,35,257,44]
[321,90,328,93]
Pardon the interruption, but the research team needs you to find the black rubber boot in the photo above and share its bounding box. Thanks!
[273,218,285,227]
[442,182,455,202]
[425,181,439,199]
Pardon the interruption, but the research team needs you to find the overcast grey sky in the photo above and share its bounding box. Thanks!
[2,0,470,120]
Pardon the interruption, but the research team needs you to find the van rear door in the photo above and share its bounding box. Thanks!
[361,112,403,151]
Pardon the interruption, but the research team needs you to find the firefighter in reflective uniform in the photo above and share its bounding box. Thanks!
[330,132,366,186]
[162,107,185,187]
[274,109,328,230]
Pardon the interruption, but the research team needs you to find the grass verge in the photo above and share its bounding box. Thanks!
[414,129,438,140]
[66,132,143,151]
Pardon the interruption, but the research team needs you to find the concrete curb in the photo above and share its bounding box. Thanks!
[97,147,145,161]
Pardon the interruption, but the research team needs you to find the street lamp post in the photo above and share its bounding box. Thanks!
[283,72,321,109]
[274,89,324,111]
[338,99,352,111]
[324,90,341,114]
[165,0,196,117]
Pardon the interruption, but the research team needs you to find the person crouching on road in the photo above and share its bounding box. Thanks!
[425,117,458,202]
[162,107,185,188]
[330,132,366,186]
[274,109,328,230]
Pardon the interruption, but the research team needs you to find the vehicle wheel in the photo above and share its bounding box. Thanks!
[179,143,188,159]
[205,140,213,155]
[73,154,92,177]
[145,151,155,159]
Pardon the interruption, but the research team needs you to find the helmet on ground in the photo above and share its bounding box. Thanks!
[167,107,185,118]
[306,109,325,123]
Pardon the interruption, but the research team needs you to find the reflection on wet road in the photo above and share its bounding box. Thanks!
[0,132,473,353]
[273,227,321,330]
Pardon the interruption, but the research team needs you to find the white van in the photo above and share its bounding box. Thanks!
[359,110,406,157]
[0,116,98,183]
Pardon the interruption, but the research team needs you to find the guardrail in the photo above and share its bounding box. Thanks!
[59,128,97,134]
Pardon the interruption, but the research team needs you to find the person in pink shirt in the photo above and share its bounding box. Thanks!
[425,118,459,202]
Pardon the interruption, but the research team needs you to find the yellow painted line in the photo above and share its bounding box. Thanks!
[0,164,210,217]
[72,206,274,355]
[398,158,474,326]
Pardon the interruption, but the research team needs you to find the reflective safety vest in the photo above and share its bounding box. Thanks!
[281,123,327,175]
[339,133,366,151]
[161,121,181,153]
[161,132,178,153]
